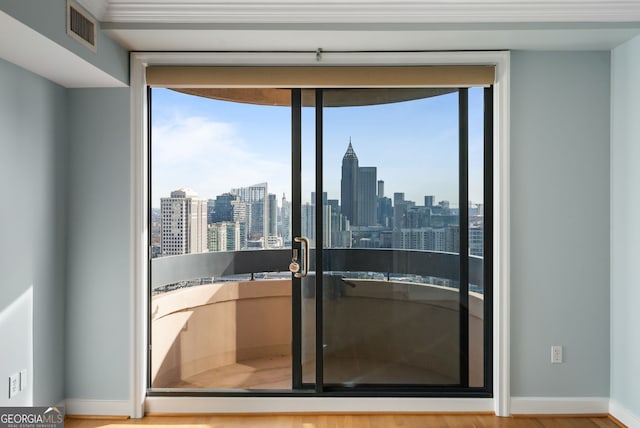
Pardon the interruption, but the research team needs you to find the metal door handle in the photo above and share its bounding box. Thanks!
[293,236,310,278]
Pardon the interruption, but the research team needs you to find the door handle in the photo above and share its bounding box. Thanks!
[292,236,310,278]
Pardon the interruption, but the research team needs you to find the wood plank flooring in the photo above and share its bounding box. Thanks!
[65,414,623,428]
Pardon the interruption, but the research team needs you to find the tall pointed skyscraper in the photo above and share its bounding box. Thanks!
[341,139,359,225]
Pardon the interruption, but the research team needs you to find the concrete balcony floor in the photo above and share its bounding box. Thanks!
[173,355,292,389]
[168,354,459,390]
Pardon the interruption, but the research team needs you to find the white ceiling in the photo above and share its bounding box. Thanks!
[102,26,640,52]
[3,1,640,88]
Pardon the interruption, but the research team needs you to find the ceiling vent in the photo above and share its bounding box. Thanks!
[67,0,97,52]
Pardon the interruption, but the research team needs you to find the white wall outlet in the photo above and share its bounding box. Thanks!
[9,373,20,398]
[19,369,27,391]
[551,345,563,363]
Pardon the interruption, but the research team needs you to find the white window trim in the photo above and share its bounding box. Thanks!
[129,50,510,418]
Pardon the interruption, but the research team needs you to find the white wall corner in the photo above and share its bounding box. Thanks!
[610,400,640,428]
[65,399,131,417]
[510,397,610,415]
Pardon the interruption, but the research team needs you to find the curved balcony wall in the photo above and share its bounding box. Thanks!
[151,280,291,388]
[150,249,484,389]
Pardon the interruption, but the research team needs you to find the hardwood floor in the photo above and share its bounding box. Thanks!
[65,414,623,428]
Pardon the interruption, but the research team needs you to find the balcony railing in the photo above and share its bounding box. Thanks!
[151,248,484,290]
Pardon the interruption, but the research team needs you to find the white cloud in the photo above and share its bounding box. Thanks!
[152,114,290,206]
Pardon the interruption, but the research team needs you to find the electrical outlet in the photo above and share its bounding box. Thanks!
[19,370,27,391]
[551,345,563,363]
[9,373,19,398]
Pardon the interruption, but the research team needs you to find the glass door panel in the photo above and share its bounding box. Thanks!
[468,87,489,388]
[148,84,490,394]
[149,88,294,390]
[320,88,465,387]
[299,90,318,386]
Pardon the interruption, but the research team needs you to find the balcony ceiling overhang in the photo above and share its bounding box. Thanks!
[171,87,458,107]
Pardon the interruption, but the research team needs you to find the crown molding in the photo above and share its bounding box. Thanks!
[102,1,640,24]
[75,0,109,20]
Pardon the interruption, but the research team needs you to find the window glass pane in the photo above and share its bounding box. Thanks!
[149,88,293,390]
[321,88,463,385]
[468,87,485,388]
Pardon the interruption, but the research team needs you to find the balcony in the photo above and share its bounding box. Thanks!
[150,249,484,390]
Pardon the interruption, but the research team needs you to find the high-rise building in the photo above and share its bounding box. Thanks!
[266,193,278,247]
[280,194,291,243]
[377,180,385,198]
[207,199,216,225]
[424,195,435,208]
[326,200,351,248]
[377,196,392,227]
[340,141,379,227]
[357,166,377,226]
[212,193,235,223]
[394,192,405,206]
[231,199,248,224]
[207,221,246,252]
[231,182,268,240]
[340,141,359,226]
[470,225,484,257]
[160,188,207,256]
[445,224,460,253]
[301,202,315,244]
[311,191,328,206]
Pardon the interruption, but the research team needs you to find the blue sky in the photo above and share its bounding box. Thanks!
[151,88,485,208]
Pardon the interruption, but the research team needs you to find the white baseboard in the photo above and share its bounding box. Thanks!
[63,396,632,420]
[64,399,131,417]
[145,397,495,414]
[510,397,609,415]
[610,400,640,428]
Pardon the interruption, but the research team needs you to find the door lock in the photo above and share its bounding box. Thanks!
[289,249,301,274]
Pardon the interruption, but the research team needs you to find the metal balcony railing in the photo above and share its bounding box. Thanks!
[151,248,483,290]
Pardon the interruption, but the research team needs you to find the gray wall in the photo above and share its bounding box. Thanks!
[510,51,611,397]
[0,48,617,405]
[0,58,67,406]
[0,58,131,405]
[0,0,129,85]
[611,35,640,418]
[61,52,613,402]
[65,88,131,400]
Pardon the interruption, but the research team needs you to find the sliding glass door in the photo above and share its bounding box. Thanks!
[149,88,295,391]
[148,85,492,395]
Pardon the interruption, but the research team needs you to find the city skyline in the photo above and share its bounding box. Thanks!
[151,87,485,209]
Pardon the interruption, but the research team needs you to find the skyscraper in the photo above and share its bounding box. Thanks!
[424,195,435,208]
[280,194,291,243]
[231,182,268,240]
[340,141,359,226]
[377,180,385,198]
[207,199,216,225]
[357,166,377,226]
[207,221,246,252]
[301,202,315,244]
[267,193,278,242]
[160,188,208,256]
[212,193,236,223]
